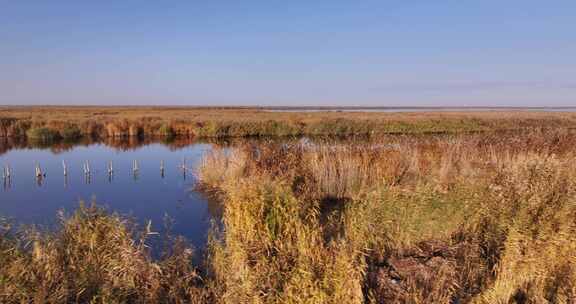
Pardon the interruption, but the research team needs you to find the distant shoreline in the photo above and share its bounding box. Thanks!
[2,106,576,140]
[262,106,576,112]
[1,105,576,113]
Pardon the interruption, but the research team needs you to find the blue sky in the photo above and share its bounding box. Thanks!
[1,1,575,106]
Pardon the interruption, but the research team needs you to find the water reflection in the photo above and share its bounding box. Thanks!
[0,134,320,250]
[0,136,224,250]
[2,165,12,191]
[3,176,11,191]
[0,135,224,156]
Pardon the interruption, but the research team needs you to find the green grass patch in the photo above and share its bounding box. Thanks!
[25,127,59,141]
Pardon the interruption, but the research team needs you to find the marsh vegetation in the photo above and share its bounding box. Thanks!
[1,129,576,303]
[197,130,576,303]
[2,106,576,139]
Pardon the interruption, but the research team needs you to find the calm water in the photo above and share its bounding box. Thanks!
[0,139,217,249]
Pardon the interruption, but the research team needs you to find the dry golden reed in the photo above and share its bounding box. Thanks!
[2,106,576,139]
[2,129,576,303]
[197,130,576,303]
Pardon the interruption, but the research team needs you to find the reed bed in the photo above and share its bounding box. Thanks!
[2,106,576,140]
[0,203,208,304]
[1,130,576,303]
[197,130,576,303]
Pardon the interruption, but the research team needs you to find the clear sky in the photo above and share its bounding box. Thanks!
[1,1,575,106]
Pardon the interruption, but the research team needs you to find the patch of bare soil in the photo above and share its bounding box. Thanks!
[366,240,489,304]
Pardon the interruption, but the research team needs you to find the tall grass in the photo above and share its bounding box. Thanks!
[196,148,248,191]
[3,107,576,140]
[197,130,576,303]
[468,155,576,303]
[2,130,576,303]
[0,202,208,303]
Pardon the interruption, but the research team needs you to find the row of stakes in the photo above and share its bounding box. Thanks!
[3,159,191,187]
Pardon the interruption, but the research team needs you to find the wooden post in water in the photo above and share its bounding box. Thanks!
[132,160,139,180]
[107,161,114,182]
[62,161,68,188]
[83,161,91,176]
[34,162,44,186]
[160,160,165,178]
[35,162,44,178]
[181,158,187,180]
[83,161,91,184]
[3,165,10,190]
[2,165,9,189]
[62,160,68,176]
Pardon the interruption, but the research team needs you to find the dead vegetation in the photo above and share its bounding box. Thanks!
[0,202,208,303]
[2,106,576,139]
[197,130,576,303]
[1,129,576,303]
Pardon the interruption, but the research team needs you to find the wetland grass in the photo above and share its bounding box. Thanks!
[197,130,576,303]
[1,130,576,303]
[2,106,576,140]
[0,203,208,303]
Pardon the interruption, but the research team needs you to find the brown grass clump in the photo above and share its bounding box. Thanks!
[0,202,208,304]
[205,177,365,303]
[197,130,576,303]
[196,148,248,191]
[469,155,576,303]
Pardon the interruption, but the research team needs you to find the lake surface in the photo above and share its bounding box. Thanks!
[0,138,217,250]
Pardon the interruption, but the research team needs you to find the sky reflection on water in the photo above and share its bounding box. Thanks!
[0,138,217,250]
